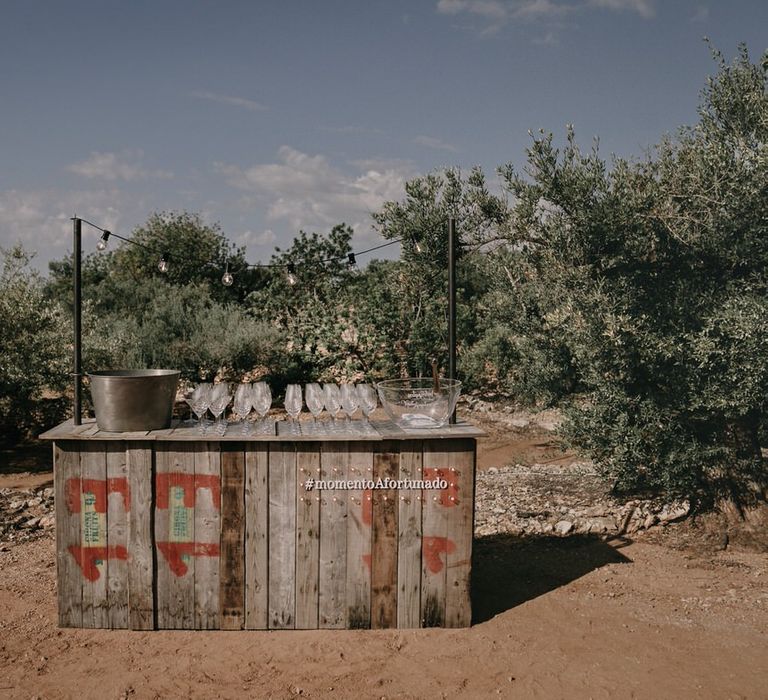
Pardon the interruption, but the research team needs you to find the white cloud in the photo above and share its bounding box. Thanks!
[588,0,654,18]
[215,146,416,241]
[235,229,277,248]
[413,135,459,152]
[190,90,268,112]
[690,4,708,22]
[0,188,124,269]
[68,151,173,182]
[436,0,655,33]
[321,124,386,136]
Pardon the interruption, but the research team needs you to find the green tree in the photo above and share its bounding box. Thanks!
[0,246,70,441]
[497,45,768,509]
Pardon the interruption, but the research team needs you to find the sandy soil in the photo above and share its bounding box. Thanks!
[1,532,766,699]
[1,419,766,699]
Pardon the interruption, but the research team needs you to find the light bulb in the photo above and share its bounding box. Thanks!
[222,266,234,286]
[347,252,359,274]
[286,263,298,286]
[97,231,110,251]
[412,235,422,254]
[158,253,170,273]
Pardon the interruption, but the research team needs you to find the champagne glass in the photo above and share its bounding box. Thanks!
[323,383,342,431]
[233,382,252,435]
[340,383,359,425]
[357,383,377,424]
[194,382,213,433]
[209,383,231,435]
[182,384,201,426]
[285,384,303,429]
[305,383,324,422]
[251,381,272,433]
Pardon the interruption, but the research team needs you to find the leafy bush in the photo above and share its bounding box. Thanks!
[0,246,70,441]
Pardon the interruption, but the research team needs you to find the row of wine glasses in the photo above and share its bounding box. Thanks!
[183,382,272,435]
[182,381,378,435]
[286,383,378,424]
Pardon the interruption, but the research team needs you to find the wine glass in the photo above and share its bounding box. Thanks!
[285,384,302,431]
[251,381,272,433]
[233,382,252,435]
[340,383,359,425]
[209,383,231,435]
[323,383,342,431]
[305,383,324,434]
[357,383,377,424]
[193,382,213,433]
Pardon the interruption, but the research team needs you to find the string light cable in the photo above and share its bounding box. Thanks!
[74,217,422,284]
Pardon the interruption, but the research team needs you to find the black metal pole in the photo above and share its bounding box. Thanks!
[73,217,82,425]
[448,216,457,424]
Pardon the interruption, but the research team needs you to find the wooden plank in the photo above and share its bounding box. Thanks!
[54,441,81,627]
[245,444,269,629]
[268,443,296,629]
[444,439,475,628]
[194,442,221,629]
[155,443,196,629]
[346,442,373,629]
[319,442,348,628]
[397,442,423,628]
[219,444,245,630]
[79,441,109,628]
[126,442,154,630]
[41,419,97,441]
[105,443,129,629]
[295,444,320,629]
[420,441,453,628]
[370,442,399,629]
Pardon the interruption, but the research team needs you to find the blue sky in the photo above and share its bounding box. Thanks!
[1,0,766,270]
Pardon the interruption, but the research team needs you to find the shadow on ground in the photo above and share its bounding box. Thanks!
[0,441,52,476]
[472,533,632,623]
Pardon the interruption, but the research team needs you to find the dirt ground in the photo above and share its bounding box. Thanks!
[1,421,767,699]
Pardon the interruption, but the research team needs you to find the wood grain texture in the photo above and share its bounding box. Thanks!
[219,444,245,630]
[126,442,154,630]
[194,442,221,629]
[244,444,269,630]
[420,441,454,628]
[79,442,109,628]
[54,441,81,627]
[105,443,129,629]
[295,444,320,629]
[346,442,373,629]
[370,442,399,629]
[319,442,348,628]
[397,442,423,629]
[443,439,475,628]
[268,443,296,629]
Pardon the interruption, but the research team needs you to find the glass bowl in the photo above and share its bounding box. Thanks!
[375,378,461,429]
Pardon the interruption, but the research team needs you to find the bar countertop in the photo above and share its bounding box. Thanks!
[40,417,487,442]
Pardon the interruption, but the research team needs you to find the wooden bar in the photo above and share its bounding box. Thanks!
[220,444,245,630]
[370,442,399,629]
[268,443,296,629]
[244,444,269,629]
[45,420,482,630]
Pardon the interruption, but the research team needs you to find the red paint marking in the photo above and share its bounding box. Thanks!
[422,536,456,574]
[67,545,128,581]
[66,477,130,514]
[156,541,221,577]
[155,473,221,510]
[362,553,372,571]
[362,489,372,526]
[423,468,459,507]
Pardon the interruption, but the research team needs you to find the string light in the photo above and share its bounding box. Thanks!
[96,230,110,251]
[75,217,416,286]
[286,262,297,286]
[222,262,234,286]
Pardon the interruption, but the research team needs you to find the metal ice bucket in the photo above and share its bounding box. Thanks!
[88,369,180,432]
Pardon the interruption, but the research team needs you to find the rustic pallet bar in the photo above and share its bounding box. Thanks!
[41,417,484,630]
